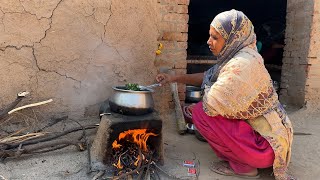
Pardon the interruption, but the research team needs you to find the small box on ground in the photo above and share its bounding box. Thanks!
[183,160,195,168]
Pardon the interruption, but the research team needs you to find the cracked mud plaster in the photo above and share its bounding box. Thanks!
[0,0,161,117]
[19,0,63,19]
[0,47,37,106]
[0,12,50,47]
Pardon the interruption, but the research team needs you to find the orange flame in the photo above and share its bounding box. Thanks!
[113,155,123,169]
[112,140,122,149]
[134,155,140,166]
[112,129,158,152]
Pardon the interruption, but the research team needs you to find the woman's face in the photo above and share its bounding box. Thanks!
[207,26,226,56]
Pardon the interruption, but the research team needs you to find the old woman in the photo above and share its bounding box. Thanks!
[156,10,294,180]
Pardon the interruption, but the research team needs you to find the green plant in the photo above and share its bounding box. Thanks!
[125,83,141,91]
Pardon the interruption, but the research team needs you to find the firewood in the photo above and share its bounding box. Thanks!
[8,99,53,115]
[0,91,29,120]
[4,125,98,149]
[0,140,84,159]
[171,83,187,134]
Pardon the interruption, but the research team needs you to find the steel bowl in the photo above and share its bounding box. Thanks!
[186,86,202,103]
[109,86,154,115]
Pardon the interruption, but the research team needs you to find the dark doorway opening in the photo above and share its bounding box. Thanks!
[187,0,287,91]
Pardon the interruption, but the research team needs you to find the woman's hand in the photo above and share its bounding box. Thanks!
[156,73,176,85]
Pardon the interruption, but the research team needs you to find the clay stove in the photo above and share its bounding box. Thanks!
[90,110,163,175]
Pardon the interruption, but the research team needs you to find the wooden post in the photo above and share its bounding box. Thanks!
[171,83,186,134]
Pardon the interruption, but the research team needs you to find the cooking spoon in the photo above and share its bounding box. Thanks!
[145,83,161,89]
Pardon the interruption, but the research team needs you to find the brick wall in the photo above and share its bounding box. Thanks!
[280,0,315,106]
[157,0,190,103]
[156,0,320,107]
[304,0,320,103]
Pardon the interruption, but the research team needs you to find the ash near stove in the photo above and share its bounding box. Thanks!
[90,103,163,179]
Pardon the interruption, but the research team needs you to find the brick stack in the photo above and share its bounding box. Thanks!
[280,0,315,106]
[304,0,320,103]
[157,0,190,103]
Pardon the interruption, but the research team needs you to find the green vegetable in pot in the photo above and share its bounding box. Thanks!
[125,83,141,91]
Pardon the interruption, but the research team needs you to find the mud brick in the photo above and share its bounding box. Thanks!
[174,59,187,69]
[176,23,188,32]
[158,41,176,50]
[162,32,188,42]
[176,42,188,49]
[158,22,176,31]
[174,68,187,75]
[178,84,186,93]
[163,13,189,23]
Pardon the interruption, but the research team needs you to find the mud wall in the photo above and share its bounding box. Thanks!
[0,0,162,117]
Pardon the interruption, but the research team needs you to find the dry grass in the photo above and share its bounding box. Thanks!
[0,131,47,144]
[0,109,45,143]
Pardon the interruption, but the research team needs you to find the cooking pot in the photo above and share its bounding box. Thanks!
[186,86,202,103]
[109,86,154,115]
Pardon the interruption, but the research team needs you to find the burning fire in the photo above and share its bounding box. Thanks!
[112,129,157,152]
[112,129,158,170]
[112,140,121,149]
[115,154,124,169]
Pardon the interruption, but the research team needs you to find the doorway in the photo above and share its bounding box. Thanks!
[187,0,287,91]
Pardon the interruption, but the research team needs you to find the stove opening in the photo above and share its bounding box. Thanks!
[90,112,163,178]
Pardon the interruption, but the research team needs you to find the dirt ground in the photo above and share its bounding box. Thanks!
[0,104,319,180]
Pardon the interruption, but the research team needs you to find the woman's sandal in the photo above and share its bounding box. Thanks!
[210,161,260,179]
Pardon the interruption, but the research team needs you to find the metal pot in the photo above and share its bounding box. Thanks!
[186,86,202,103]
[109,86,154,115]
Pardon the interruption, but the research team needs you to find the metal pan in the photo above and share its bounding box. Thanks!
[108,86,155,115]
